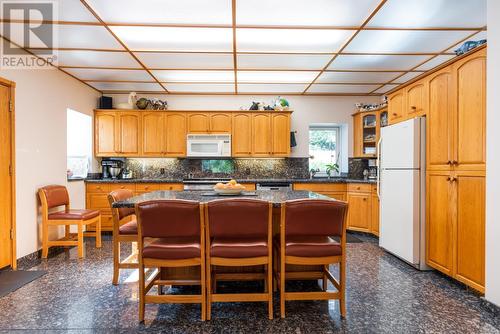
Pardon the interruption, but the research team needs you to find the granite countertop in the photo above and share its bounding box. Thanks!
[84,177,376,184]
[112,190,332,208]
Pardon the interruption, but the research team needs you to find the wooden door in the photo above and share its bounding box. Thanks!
[252,113,271,156]
[165,113,187,156]
[210,113,231,133]
[427,69,453,171]
[426,172,454,275]
[454,51,486,171]
[187,113,210,133]
[346,193,371,232]
[117,112,140,155]
[0,83,13,269]
[371,193,380,236]
[271,113,290,156]
[232,113,252,156]
[455,173,485,292]
[406,81,426,118]
[142,112,165,156]
[352,113,363,157]
[388,91,405,124]
[95,111,117,156]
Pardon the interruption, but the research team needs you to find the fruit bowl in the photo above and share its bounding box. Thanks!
[213,180,246,195]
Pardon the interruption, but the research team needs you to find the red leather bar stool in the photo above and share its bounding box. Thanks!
[205,199,273,320]
[38,185,101,259]
[276,199,348,318]
[135,200,206,322]
[108,189,138,285]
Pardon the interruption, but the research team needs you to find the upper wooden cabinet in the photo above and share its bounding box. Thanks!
[252,113,272,156]
[352,110,382,158]
[232,113,252,157]
[406,81,426,118]
[95,111,117,156]
[187,112,231,133]
[388,91,405,124]
[454,49,486,171]
[271,113,291,156]
[352,113,363,157]
[95,110,291,157]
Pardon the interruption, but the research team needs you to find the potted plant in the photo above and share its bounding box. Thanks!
[325,163,339,179]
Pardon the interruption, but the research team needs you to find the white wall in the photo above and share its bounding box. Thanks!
[110,94,380,168]
[486,0,500,307]
[0,68,100,258]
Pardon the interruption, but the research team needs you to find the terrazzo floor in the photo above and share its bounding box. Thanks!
[0,234,498,333]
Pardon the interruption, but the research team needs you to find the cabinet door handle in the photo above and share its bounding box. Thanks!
[452,160,458,165]
[447,160,452,165]
[392,113,398,116]
[363,198,367,201]
[411,106,417,110]
[447,177,451,181]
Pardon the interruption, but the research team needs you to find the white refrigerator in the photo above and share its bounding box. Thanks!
[377,117,430,270]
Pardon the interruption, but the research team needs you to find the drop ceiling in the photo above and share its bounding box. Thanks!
[0,0,487,95]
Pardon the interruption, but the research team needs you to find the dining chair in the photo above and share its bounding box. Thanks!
[38,185,101,259]
[135,199,206,322]
[205,198,273,320]
[276,199,348,318]
[108,189,138,285]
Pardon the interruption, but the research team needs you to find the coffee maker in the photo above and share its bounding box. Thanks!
[101,158,124,179]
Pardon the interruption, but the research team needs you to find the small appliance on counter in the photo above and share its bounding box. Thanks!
[121,168,133,179]
[368,159,377,180]
[101,158,124,179]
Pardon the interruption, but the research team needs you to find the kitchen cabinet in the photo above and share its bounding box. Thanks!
[454,50,486,171]
[427,68,453,171]
[293,183,347,201]
[95,111,117,156]
[352,113,363,157]
[187,112,231,133]
[371,191,379,236]
[142,112,165,156]
[271,113,291,156]
[165,113,187,156]
[352,109,383,158]
[388,91,405,124]
[346,189,371,233]
[232,113,252,156]
[94,110,291,158]
[405,80,426,118]
[117,112,140,155]
[252,113,272,156]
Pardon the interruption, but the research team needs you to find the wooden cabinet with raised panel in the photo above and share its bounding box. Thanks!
[252,113,272,156]
[187,113,210,133]
[293,183,347,201]
[142,112,165,156]
[388,91,405,124]
[454,49,486,171]
[371,185,379,236]
[210,113,232,133]
[165,113,187,156]
[427,68,453,171]
[455,172,485,291]
[232,113,252,156]
[346,192,371,232]
[426,171,454,275]
[95,111,117,156]
[271,113,290,156]
[117,112,140,155]
[352,113,363,157]
[187,112,231,133]
[405,80,426,118]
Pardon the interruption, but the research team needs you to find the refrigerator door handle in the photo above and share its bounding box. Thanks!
[377,137,382,199]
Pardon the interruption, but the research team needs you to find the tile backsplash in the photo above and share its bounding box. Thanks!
[125,158,310,180]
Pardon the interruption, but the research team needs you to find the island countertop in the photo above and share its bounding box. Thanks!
[111,190,333,208]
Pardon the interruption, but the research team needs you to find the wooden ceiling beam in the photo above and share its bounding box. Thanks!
[231,0,238,93]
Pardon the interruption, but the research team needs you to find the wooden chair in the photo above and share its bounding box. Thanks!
[205,199,273,320]
[38,185,101,259]
[135,199,206,322]
[276,199,348,318]
[108,189,138,285]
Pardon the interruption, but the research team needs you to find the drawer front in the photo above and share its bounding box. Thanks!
[159,183,184,191]
[319,191,346,201]
[241,183,256,191]
[86,183,110,193]
[109,183,136,192]
[87,193,111,209]
[136,183,161,193]
[347,183,372,193]
[293,183,347,192]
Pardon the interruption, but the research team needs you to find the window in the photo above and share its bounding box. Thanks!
[67,109,92,179]
[309,125,341,176]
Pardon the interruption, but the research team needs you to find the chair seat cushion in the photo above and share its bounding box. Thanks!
[211,237,268,258]
[119,220,137,235]
[48,209,99,221]
[143,237,200,260]
[285,236,342,257]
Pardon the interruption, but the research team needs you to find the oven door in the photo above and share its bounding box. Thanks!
[187,140,222,157]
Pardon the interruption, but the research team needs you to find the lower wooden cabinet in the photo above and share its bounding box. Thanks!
[292,182,379,235]
[426,171,485,292]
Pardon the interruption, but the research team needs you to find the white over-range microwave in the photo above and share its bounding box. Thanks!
[187,134,231,157]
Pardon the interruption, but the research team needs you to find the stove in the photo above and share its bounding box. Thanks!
[182,178,231,191]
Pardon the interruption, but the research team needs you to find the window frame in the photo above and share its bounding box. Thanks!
[308,124,342,177]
